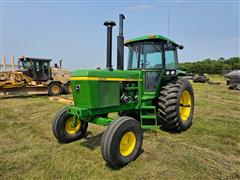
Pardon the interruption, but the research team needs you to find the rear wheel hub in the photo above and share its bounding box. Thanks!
[179,90,192,121]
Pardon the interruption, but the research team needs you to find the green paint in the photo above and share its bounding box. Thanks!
[71,80,99,108]
[124,34,177,46]
[90,117,113,126]
[67,102,138,121]
[71,69,141,79]
[99,81,119,107]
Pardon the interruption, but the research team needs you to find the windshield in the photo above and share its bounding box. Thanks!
[18,60,31,70]
[165,49,177,69]
[128,43,163,69]
[127,44,139,69]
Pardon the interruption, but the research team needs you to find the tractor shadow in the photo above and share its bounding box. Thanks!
[80,131,104,150]
[158,123,181,134]
[79,127,176,151]
[79,131,145,170]
[105,148,145,170]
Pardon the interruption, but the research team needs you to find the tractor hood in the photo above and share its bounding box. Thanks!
[70,69,141,109]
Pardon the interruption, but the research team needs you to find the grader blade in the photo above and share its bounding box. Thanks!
[0,87,48,96]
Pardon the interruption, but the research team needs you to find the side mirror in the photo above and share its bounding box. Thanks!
[178,45,184,50]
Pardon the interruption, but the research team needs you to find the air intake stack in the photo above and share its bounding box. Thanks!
[104,21,116,71]
[117,14,125,70]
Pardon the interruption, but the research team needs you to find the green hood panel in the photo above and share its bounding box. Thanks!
[70,69,142,109]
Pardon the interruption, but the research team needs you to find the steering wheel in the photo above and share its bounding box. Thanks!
[140,60,150,66]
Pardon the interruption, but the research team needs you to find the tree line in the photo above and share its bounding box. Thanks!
[179,57,240,74]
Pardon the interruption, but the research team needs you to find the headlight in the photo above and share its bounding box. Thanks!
[75,84,80,92]
[171,70,175,75]
[166,71,170,75]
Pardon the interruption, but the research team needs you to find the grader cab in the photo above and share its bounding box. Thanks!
[0,57,71,96]
[18,57,51,81]
[52,14,194,169]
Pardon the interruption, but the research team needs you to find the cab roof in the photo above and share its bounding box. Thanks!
[19,57,52,62]
[124,34,178,46]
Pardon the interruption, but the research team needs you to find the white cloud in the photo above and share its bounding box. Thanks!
[127,4,155,12]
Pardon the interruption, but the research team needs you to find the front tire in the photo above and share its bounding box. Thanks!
[64,82,72,94]
[52,108,88,143]
[118,111,140,121]
[157,79,194,132]
[101,116,143,169]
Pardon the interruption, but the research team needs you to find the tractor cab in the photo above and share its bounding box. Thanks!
[126,35,179,70]
[18,57,51,81]
[125,35,183,91]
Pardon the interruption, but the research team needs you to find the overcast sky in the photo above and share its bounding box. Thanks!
[0,1,239,70]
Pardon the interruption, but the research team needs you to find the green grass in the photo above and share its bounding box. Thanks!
[1,76,240,179]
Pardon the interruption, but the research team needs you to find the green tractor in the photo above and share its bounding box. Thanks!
[52,14,194,169]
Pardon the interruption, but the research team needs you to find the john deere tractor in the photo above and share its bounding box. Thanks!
[52,14,194,169]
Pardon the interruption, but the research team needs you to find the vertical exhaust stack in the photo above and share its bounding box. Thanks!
[117,14,125,70]
[59,59,62,68]
[104,21,116,71]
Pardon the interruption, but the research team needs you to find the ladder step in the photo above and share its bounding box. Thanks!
[141,125,158,129]
[141,115,156,119]
[141,105,156,109]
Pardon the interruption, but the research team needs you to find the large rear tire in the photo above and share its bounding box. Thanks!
[52,108,88,143]
[101,116,143,169]
[157,79,194,132]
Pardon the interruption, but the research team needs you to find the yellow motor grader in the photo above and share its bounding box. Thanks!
[0,57,71,96]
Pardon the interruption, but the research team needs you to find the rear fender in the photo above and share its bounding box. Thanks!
[47,80,63,87]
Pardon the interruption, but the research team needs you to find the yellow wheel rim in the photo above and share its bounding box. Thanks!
[65,117,81,134]
[51,85,60,94]
[179,90,192,121]
[120,132,136,157]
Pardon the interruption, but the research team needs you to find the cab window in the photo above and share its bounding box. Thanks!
[140,44,162,69]
[128,44,139,69]
[165,50,176,69]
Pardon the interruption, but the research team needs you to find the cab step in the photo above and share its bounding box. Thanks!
[140,105,158,129]
[141,125,158,130]
[141,115,156,119]
[140,105,156,109]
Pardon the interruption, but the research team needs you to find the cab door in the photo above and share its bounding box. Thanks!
[42,61,50,81]
[140,43,164,92]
